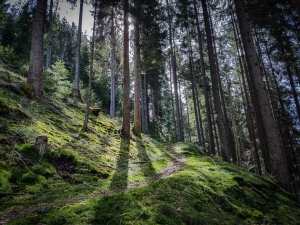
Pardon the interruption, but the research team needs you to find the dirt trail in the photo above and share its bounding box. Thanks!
[0,146,187,224]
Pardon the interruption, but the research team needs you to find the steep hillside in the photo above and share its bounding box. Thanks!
[0,68,300,225]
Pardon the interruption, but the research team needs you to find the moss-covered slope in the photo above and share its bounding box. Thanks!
[0,68,300,225]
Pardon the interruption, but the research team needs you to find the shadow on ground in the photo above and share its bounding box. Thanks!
[109,137,130,189]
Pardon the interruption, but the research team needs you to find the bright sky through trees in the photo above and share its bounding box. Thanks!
[7,0,93,36]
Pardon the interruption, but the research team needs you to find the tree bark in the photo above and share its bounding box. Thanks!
[141,74,148,131]
[121,0,131,138]
[201,0,231,162]
[73,0,84,96]
[83,1,97,131]
[133,18,142,137]
[188,41,202,145]
[45,0,53,69]
[27,0,47,99]
[110,9,116,117]
[166,0,184,141]
[234,0,291,192]
[193,0,215,155]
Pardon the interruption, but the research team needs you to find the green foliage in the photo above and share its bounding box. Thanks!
[18,63,29,77]
[0,169,11,192]
[20,172,38,184]
[44,60,72,96]
[14,143,38,160]
[0,45,16,65]
[20,82,34,96]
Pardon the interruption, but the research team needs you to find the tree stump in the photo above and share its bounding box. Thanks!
[71,88,83,102]
[35,136,48,157]
[91,108,101,116]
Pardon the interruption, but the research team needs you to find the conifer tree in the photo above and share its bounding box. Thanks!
[27,0,48,99]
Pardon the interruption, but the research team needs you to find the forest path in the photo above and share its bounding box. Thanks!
[0,145,187,224]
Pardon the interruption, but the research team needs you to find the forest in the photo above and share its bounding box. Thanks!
[0,0,300,224]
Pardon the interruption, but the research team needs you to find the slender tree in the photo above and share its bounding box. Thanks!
[83,1,97,131]
[233,0,291,192]
[27,0,48,99]
[72,0,84,99]
[133,17,142,137]
[201,0,231,162]
[110,8,116,117]
[193,0,215,155]
[166,0,184,141]
[121,0,130,138]
[45,0,53,69]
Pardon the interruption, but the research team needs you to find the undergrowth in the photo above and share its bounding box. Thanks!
[0,67,300,224]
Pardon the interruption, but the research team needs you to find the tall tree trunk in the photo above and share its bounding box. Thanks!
[234,0,291,192]
[185,90,192,142]
[110,9,116,117]
[228,82,242,167]
[121,0,130,138]
[73,0,84,99]
[193,0,215,154]
[83,1,97,131]
[188,41,202,145]
[166,0,184,141]
[27,0,47,99]
[45,0,53,69]
[201,0,231,162]
[141,74,148,131]
[229,3,262,174]
[133,18,141,137]
[169,62,177,139]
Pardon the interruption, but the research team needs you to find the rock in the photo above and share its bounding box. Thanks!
[35,136,48,157]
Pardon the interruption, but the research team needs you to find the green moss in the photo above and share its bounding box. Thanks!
[20,82,34,96]
[0,170,11,192]
[20,172,38,184]
[1,67,300,225]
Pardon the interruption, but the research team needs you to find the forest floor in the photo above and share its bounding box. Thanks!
[0,145,187,224]
[1,67,300,224]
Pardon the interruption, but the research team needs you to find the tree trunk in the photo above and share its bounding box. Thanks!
[83,1,97,131]
[188,42,202,145]
[141,74,148,131]
[73,0,84,98]
[166,0,184,141]
[133,18,141,137]
[45,0,53,69]
[121,0,130,138]
[229,3,262,174]
[201,0,231,162]
[27,0,47,99]
[193,0,215,155]
[234,0,291,192]
[110,9,116,117]
[185,90,192,142]
[228,82,242,167]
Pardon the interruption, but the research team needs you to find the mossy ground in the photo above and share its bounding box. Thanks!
[0,68,300,224]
